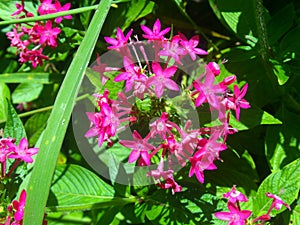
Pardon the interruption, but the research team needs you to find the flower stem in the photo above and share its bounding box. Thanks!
[7,159,21,178]
[0,5,99,26]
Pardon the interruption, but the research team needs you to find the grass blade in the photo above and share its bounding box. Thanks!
[22,1,113,224]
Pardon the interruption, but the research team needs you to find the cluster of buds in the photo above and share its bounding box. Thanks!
[6,0,72,68]
[215,186,291,225]
[86,19,251,193]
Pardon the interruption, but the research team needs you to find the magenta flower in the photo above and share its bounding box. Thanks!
[189,149,216,183]
[266,192,291,211]
[176,32,208,60]
[54,0,72,23]
[147,62,179,98]
[223,185,248,203]
[114,56,147,92]
[104,28,133,50]
[38,0,72,23]
[36,20,61,47]
[227,84,251,121]
[85,105,120,147]
[12,190,27,222]
[141,19,170,40]
[193,69,224,110]
[92,54,109,85]
[120,130,155,165]
[149,112,171,139]
[214,202,252,225]
[19,48,49,68]
[158,39,186,65]
[7,138,39,163]
[38,0,57,15]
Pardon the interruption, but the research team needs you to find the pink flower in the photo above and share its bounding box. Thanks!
[141,19,170,41]
[158,39,186,65]
[19,48,49,68]
[214,202,252,225]
[120,130,155,165]
[147,62,179,98]
[266,192,291,211]
[223,185,248,203]
[227,84,251,121]
[193,69,224,109]
[54,0,72,23]
[7,138,39,163]
[114,56,147,92]
[104,28,133,50]
[149,112,171,139]
[36,20,61,47]
[92,54,109,85]
[38,0,72,23]
[176,32,208,60]
[38,0,57,15]
[12,190,27,222]
[189,148,216,183]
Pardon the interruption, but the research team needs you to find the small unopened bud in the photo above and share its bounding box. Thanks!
[207,62,220,76]
[222,75,236,85]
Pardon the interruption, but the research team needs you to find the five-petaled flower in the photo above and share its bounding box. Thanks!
[120,130,155,165]
[214,202,252,225]
[147,62,179,98]
[7,137,39,163]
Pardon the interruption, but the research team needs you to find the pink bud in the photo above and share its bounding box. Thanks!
[207,62,220,76]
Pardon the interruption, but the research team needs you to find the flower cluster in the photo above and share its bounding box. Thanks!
[0,137,40,224]
[0,137,38,178]
[86,19,251,193]
[214,186,291,225]
[0,190,47,225]
[6,0,72,68]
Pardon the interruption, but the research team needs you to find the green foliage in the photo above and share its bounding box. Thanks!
[1,0,300,224]
[3,100,27,143]
[0,82,10,121]
[12,83,44,104]
[253,158,300,217]
[47,164,136,212]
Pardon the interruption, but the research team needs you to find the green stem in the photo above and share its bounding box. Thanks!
[0,5,99,26]
[253,0,279,91]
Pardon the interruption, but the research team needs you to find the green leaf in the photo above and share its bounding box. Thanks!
[267,3,295,45]
[229,105,282,131]
[140,188,226,225]
[23,1,113,224]
[0,73,53,84]
[47,212,91,225]
[102,0,155,35]
[208,0,258,41]
[47,164,136,212]
[0,0,37,21]
[265,109,300,171]
[270,59,290,85]
[0,82,10,121]
[12,83,44,104]
[3,99,27,143]
[253,158,300,217]
[291,204,300,225]
[24,111,51,145]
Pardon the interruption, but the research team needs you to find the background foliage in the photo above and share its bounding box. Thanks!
[0,0,299,224]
